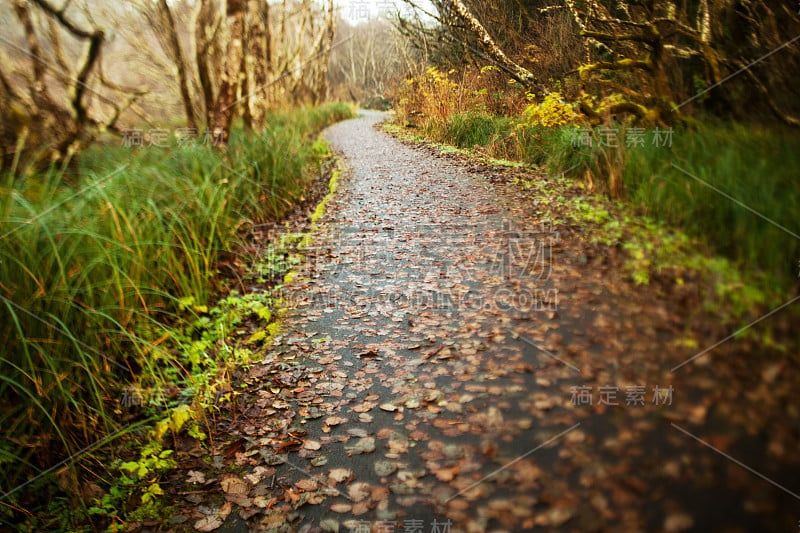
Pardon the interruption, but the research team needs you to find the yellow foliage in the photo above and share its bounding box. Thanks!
[152,404,194,442]
[267,322,281,337]
[521,92,580,128]
[246,330,267,344]
[397,67,466,127]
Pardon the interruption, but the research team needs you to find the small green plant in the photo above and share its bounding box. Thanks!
[119,443,175,504]
[89,441,175,526]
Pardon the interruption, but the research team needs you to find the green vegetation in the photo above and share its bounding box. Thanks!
[440,111,515,148]
[547,121,800,296]
[395,97,799,310]
[622,123,800,281]
[0,103,354,527]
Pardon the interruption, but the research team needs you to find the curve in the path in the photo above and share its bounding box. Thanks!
[206,111,799,533]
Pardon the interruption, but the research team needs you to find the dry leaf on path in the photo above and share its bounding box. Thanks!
[348,481,371,502]
[328,468,353,484]
[193,516,223,532]
[345,436,376,456]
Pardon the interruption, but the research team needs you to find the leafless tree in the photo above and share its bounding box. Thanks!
[0,0,145,172]
[328,15,416,104]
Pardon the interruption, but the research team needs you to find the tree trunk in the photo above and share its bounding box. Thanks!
[209,0,245,143]
[158,0,197,130]
[243,0,270,130]
[312,0,336,103]
[196,0,223,127]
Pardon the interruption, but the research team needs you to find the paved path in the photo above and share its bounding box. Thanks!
[176,111,800,533]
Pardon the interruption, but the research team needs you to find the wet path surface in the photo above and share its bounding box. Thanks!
[175,111,800,533]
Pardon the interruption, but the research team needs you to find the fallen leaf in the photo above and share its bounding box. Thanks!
[253,495,272,508]
[220,476,248,496]
[348,481,371,502]
[328,468,353,484]
[311,455,329,467]
[187,470,206,484]
[295,478,319,491]
[404,398,421,409]
[325,415,347,426]
[374,461,398,477]
[351,402,376,413]
[345,437,376,456]
[762,363,783,383]
[303,439,322,451]
[193,516,223,532]
[387,432,409,454]
[535,506,574,526]
[330,502,353,513]
[263,510,291,530]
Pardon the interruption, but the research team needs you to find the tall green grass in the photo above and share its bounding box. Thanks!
[622,122,800,285]
[544,120,800,292]
[439,111,515,148]
[0,103,353,507]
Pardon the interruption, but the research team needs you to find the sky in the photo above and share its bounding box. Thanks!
[334,0,434,25]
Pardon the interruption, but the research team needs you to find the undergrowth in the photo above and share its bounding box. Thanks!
[394,66,799,315]
[0,103,354,530]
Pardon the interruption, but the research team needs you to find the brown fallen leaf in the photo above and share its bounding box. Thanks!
[273,437,302,454]
[294,478,319,491]
[761,362,783,383]
[374,460,397,477]
[328,468,353,484]
[244,466,275,486]
[284,488,301,505]
[387,432,409,454]
[330,502,353,513]
[432,462,461,482]
[253,495,272,508]
[351,402,376,413]
[239,507,261,520]
[320,518,340,532]
[223,438,246,458]
[348,481,371,502]
[220,476,248,496]
[325,415,347,426]
[345,437,376,456]
[193,516,223,532]
[303,439,322,451]
[535,505,575,527]
[404,397,421,409]
[371,485,391,504]
[376,427,393,439]
[687,405,707,425]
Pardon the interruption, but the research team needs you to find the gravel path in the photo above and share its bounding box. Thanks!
[175,111,800,533]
